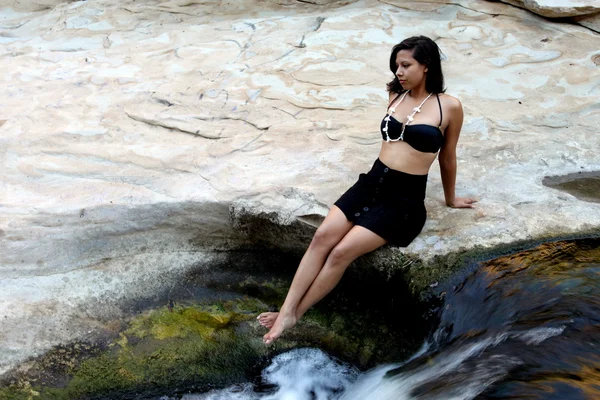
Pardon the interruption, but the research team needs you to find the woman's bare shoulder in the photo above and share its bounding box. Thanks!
[439,93,462,111]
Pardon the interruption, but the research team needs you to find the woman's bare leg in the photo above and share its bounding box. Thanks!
[263,226,387,344]
[257,206,353,332]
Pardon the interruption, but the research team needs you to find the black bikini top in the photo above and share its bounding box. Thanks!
[380,93,444,153]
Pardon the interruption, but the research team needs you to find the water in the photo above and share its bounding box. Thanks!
[185,348,359,400]
[185,238,600,399]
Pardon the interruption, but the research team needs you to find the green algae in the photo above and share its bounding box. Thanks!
[0,290,425,399]
[0,382,39,400]
[125,305,235,341]
[0,298,271,400]
[2,293,411,399]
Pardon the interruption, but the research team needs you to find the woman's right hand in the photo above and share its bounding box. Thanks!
[447,197,477,208]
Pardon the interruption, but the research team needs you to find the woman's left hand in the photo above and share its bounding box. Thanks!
[448,197,478,208]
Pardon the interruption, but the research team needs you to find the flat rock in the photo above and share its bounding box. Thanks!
[1,0,600,376]
[498,0,600,18]
[0,0,65,11]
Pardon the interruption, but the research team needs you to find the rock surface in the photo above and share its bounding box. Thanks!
[573,12,600,32]
[1,0,600,376]
[497,0,600,18]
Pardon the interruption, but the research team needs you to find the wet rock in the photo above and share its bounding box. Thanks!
[0,289,425,399]
[543,171,600,203]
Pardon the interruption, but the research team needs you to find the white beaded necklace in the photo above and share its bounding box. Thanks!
[382,90,433,142]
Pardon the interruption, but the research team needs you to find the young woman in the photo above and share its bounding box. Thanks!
[258,36,476,345]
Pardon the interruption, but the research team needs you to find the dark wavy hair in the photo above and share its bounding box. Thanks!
[386,36,445,94]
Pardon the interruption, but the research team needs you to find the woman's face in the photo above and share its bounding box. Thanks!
[394,49,427,91]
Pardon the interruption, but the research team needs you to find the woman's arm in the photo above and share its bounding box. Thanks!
[438,97,477,208]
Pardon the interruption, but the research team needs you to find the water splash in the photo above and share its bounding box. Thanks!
[187,348,358,400]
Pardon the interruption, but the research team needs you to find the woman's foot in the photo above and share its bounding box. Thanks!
[263,312,297,345]
[256,312,279,329]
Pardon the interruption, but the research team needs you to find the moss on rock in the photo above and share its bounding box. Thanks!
[0,299,271,400]
[0,289,427,399]
[0,382,40,400]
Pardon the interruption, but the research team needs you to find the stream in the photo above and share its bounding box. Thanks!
[187,238,600,400]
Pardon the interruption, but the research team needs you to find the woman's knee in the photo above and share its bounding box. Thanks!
[309,226,339,251]
[324,244,354,270]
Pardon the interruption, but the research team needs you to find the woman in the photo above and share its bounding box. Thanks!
[258,36,476,345]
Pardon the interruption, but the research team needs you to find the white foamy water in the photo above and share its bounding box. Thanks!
[185,348,359,400]
[511,325,566,345]
[339,335,520,400]
[182,326,566,400]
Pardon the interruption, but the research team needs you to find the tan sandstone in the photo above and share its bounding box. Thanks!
[0,0,599,375]
[498,0,600,18]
